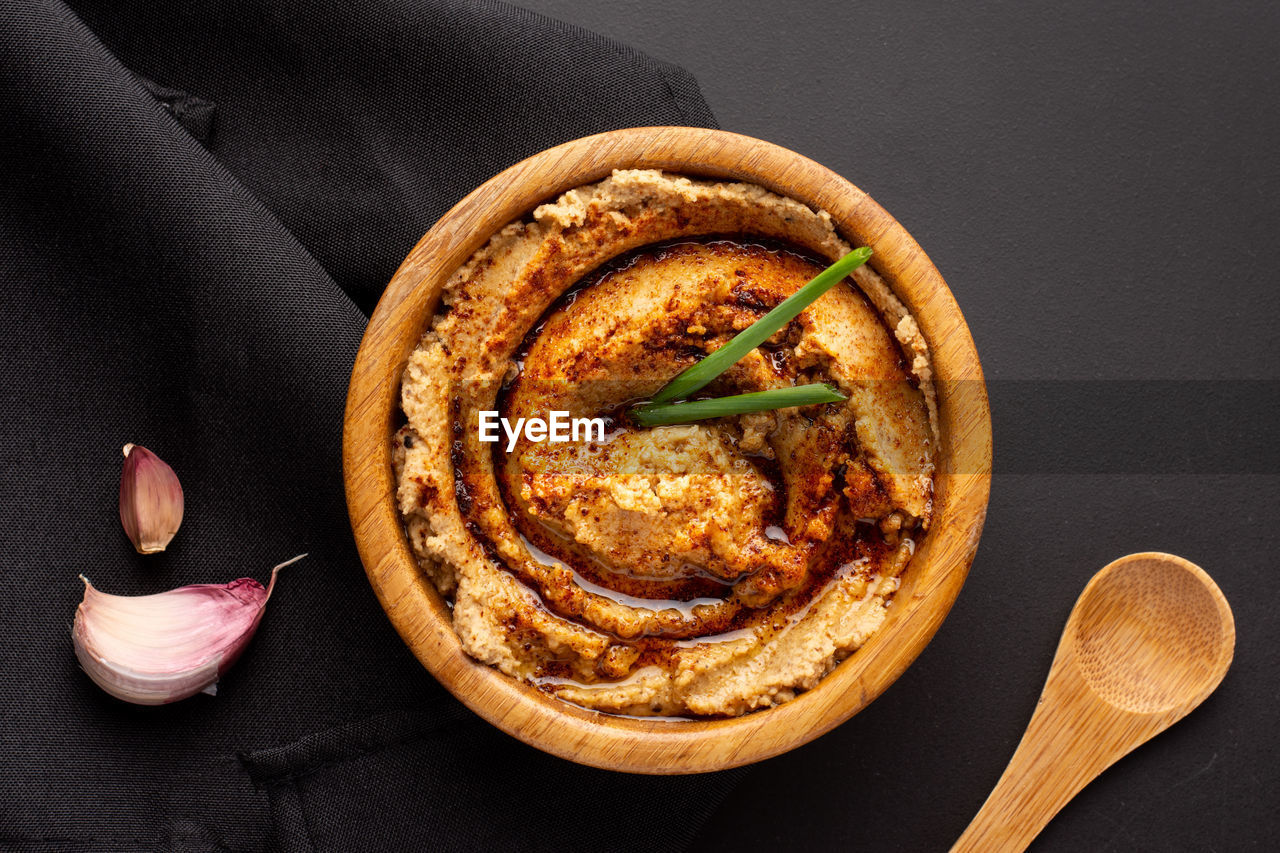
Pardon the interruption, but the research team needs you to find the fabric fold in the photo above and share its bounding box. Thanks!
[239,706,743,853]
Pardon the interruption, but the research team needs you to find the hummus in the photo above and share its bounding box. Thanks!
[394,170,936,717]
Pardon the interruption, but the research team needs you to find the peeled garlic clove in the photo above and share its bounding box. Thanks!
[71,554,305,705]
[119,443,184,554]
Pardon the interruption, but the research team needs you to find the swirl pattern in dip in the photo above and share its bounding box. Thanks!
[394,170,936,717]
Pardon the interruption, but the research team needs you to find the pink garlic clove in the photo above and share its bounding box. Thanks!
[71,554,305,705]
[118,443,185,554]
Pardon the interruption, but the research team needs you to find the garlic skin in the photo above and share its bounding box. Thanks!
[119,443,185,554]
[71,555,305,705]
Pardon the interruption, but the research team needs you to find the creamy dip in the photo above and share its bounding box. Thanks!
[394,170,935,716]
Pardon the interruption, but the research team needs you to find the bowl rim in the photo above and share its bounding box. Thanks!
[343,126,992,774]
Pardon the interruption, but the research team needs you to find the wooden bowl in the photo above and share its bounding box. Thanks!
[343,127,992,774]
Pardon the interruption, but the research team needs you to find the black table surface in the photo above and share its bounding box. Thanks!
[514,1,1279,850]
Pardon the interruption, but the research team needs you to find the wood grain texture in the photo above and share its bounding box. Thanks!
[952,553,1235,851]
[342,127,992,774]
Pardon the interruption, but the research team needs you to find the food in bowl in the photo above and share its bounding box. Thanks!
[392,169,936,717]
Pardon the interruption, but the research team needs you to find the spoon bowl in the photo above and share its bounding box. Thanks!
[1073,554,1232,714]
[953,552,1234,852]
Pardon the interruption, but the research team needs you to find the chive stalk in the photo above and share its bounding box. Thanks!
[632,384,847,427]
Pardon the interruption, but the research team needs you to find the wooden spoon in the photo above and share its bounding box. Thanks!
[952,552,1234,852]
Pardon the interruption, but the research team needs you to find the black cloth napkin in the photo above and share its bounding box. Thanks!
[0,1,737,850]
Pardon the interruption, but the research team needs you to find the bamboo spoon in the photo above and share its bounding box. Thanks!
[952,552,1235,852]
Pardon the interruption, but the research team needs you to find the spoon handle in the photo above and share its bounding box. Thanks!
[951,647,1128,852]
[954,553,1234,852]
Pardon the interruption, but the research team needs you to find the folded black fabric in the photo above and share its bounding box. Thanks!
[0,1,732,849]
[238,705,739,853]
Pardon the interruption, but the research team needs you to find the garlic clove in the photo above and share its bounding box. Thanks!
[71,554,305,705]
[118,443,185,554]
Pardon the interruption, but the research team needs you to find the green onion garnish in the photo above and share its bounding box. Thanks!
[632,384,847,427]
[648,246,872,404]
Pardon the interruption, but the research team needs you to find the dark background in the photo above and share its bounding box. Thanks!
[516,1,1280,850]
[3,0,1276,850]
